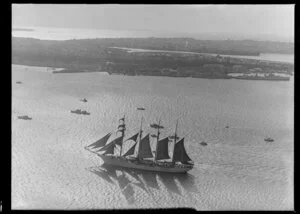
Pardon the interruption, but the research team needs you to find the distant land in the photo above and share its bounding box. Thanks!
[12,37,294,81]
[12,28,35,32]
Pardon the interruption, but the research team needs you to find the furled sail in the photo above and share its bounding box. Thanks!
[118,124,125,129]
[102,142,115,155]
[125,132,139,143]
[150,123,164,129]
[173,138,192,164]
[155,137,170,160]
[87,133,112,149]
[123,142,137,157]
[97,136,123,152]
[138,134,153,159]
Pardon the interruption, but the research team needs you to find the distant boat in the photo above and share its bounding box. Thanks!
[81,110,90,115]
[18,115,32,120]
[71,109,90,115]
[16,81,22,84]
[85,116,194,173]
[80,98,88,103]
[137,107,145,111]
[199,141,207,146]
[225,125,229,128]
[264,137,274,142]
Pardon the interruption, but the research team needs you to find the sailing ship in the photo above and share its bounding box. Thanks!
[85,116,194,173]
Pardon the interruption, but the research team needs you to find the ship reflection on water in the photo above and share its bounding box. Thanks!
[87,164,198,205]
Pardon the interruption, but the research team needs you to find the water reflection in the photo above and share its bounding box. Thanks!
[117,173,135,204]
[138,170,159,190]
[90,168,114,184]
[87,164,198,205]
[158,173,181,196]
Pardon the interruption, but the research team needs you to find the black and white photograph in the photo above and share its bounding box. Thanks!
[12,4,294,210]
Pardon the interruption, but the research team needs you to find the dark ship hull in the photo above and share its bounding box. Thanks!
[97,154,193,173]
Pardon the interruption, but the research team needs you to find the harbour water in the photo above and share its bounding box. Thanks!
[12,64,293,210]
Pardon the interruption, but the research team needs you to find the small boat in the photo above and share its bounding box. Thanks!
[85,116,194,174]
[18,115,32,120]
[81,110,90,115]
[71,109,90,115]
[137,107,145,111]
[71,109,81,114]
[225,125,229,128]
[81,98,88,103]
[264,137,274,142]
[16,81,22,84]
[199,141,207,146]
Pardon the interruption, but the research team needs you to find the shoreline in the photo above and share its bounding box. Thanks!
[110,47,262,57]
[12,28,35,32]
[12,63,291,81]
[12,37,294,82]
[52,69,101,74]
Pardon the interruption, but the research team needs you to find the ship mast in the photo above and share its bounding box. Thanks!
[171,119,179,165]
[137,116,144,161]
[153,118,162,162]
[118,114,126,156]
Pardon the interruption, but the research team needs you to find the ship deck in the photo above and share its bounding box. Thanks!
[97,154,193,173]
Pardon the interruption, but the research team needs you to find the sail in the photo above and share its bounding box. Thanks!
[123,142,137,157]
[173,138,192,164]
[110,136,123,146]
[156,137,170,160]
[102,143,115,155]
[87,133,111,149]
[97,136,123,152]
[138,134,153,159]
[125,132,139,142]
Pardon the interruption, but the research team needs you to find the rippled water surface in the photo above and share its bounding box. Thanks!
[12,65,294,210]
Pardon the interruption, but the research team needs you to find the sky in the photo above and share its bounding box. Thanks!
[12,4,294,42]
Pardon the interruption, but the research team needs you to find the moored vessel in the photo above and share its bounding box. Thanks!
[264,137,274,142]
[18,115,32,120]
[71,109,90,115]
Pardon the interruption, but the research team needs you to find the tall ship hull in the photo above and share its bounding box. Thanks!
[97,154,193,173]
